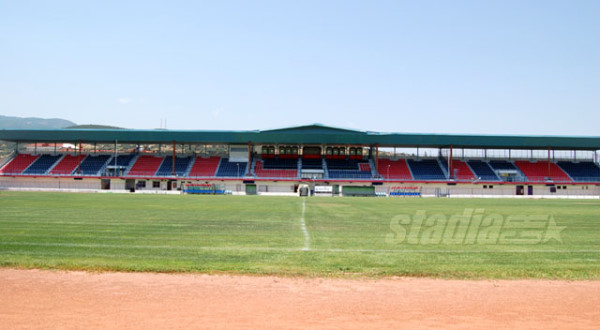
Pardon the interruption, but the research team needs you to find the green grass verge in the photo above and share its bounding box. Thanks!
[0,191,598,279]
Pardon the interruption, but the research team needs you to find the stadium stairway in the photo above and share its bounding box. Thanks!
[249,158,257,176]
[368,159,379,178]
[437,158,449,179]
[98,156,114,176]
[322,158,329,179]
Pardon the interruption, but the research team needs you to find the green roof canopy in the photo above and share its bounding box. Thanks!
[1,124,599,150]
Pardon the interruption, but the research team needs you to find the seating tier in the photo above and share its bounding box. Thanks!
[407,159,445,180]
[377,159,412,180]
[50,155,86,175]
[188,156,220,177]
[467,160,500,181]
[557,161,600,182]
[216,158,247,177]
[156,156,192,176]
[128,155,164,176]
[0,154,39,174]
[514,161,571,182]
[23,155,62,174]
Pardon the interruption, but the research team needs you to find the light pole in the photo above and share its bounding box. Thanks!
[236,163,240,177]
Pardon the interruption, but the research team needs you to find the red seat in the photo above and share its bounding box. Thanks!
[378,159,413,180]
[127,156,164,176]
[49,155,86,175]
[448,160,476,180]
[514,161,571,182]
[0,154,39,174]
[254,161,297,178]
[188,156,220,177]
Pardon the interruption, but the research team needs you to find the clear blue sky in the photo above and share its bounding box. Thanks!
[1,0,598,135]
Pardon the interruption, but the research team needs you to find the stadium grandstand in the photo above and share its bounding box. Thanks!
[1,124,599,197]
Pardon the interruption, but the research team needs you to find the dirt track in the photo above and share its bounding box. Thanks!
[0,269,598,329]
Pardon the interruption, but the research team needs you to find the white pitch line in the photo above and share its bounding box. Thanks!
[300,199,310,251]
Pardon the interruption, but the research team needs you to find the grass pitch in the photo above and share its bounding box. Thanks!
[0,191,598,279]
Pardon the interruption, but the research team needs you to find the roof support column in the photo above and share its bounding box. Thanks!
[375,144,379,177]
[547,146,551,179]
[114,140,118,176]
[248,141,252,176]
[172,140,176,176]
[78,139,82,174]
[449,145,453,179]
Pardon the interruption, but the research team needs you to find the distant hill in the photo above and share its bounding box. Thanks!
[66,124,124,129]
[0,115,75,129]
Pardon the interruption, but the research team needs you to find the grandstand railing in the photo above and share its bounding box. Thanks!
[518,176,573,183]
[0,150,17,169]
[253,169,299,179]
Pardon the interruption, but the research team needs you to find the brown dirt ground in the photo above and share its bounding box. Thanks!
[0,268,598,329]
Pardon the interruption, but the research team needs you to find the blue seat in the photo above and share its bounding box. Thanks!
[467,160,500,181]
[302,158,322,169]
[263,158,297,169]
[156,156,192,176]
[326,159,372,179]
[557,161,600,181]
[406,159,445,180]
[78,155,111,175]
[489,160,517,170]
[22,155,61,174]
[216,158,247,177]
[327,159,361,170]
